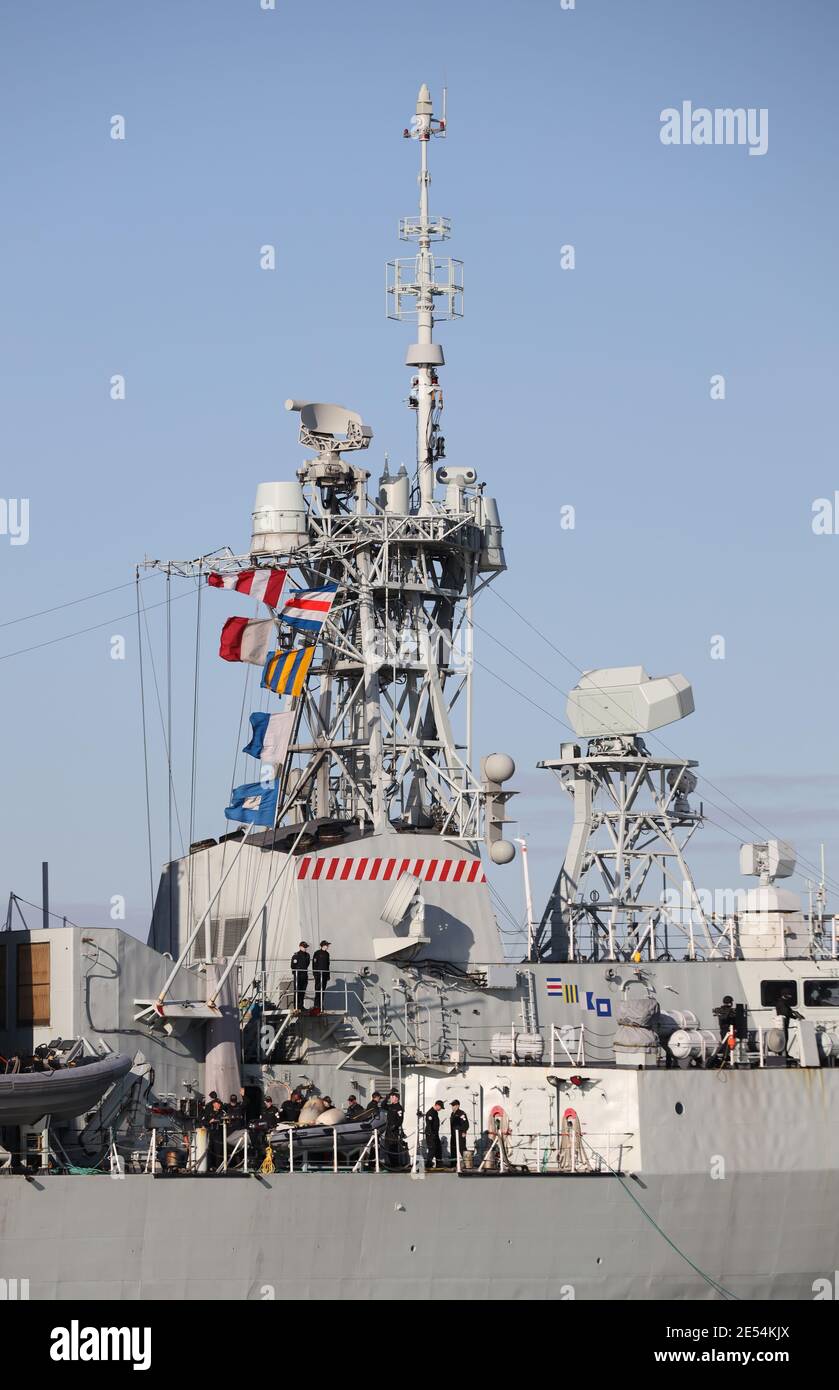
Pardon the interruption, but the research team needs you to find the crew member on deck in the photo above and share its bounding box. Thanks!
[424,1100,444,1168]
[312,940,331,1014]
[261,1095,281,1130]
[713,995,737,1041]
[449,1099,469,1166]
[205,1098,227,1171]
[291,941,310,1012]
[384,1090,405,1170]
[345,1096,364,1120]
[776,989,803,1060]
[280,1088,303,1123]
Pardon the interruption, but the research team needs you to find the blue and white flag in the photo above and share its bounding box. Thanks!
[280,584,338,633]
[224,780,279,827]
[242,710,295,769]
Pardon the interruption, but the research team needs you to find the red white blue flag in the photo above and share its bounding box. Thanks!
[280,584,338,633]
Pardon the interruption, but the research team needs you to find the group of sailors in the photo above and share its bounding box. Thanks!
[365,1091,471,1170]
[289,940,331,1014]
[200,1089,281,1170]
[710,990,803,1065]
[197,1083,473,1172]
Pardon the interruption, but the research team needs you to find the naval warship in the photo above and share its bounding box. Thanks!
[1,85,838,1303]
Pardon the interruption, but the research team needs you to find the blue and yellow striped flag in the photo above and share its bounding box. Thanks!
[261,646,314,697]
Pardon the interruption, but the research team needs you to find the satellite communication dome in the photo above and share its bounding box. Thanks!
[566,667,694,739]
[483,753,515,784]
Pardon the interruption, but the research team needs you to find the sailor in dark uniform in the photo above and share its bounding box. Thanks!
[290,941,310,1012]
[713,995,737,1041]
[345,1095,364,1120]
[358,1091,383,1120]
[205,1098,227,1171]
[384,1090,405,1170]
[424,1099,444,1168]
[449,1099,469,1166]
[226,1093,244,1127]
[776,989,802,1060]
[312,940,331,1014]
[261,1096,281,1130]
[280,1089,303,1123]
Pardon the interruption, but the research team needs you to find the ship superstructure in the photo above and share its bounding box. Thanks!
[2,85,839,1303]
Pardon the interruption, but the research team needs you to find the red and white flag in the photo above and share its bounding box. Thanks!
[208,568,287,609]
[219,617,276,665]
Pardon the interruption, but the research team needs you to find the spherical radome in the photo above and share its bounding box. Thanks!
[490,840,516,865]
[484,753,515,784]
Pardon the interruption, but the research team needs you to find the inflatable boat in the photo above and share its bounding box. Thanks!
[0,1052,133,1125]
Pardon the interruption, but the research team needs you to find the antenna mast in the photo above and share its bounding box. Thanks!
[148,87,514,862]
[388,84,462,512]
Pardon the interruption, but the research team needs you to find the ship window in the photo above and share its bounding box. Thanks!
[804,980,839,1007]
[16,942,50,1026]
[0,946,5,1027]
[760,980,797,1008]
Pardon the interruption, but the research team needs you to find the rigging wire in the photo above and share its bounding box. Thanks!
[0,571,162,630]
[138,583,186,861]
[608,1165,739,1301]
[166,572,174,948]
[136,570,155,913]
[474,617,800,854]
[186,568,203,936]
[0,586,196,662]
[482,589,839,898]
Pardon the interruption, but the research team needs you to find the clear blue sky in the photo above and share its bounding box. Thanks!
[2,0,838,941]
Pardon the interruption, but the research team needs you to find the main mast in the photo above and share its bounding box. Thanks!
[145,86,516,862]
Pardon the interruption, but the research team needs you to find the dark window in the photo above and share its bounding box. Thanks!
[0,946,5,1027]
[760,980,797,1008]
[804,979,839,1008]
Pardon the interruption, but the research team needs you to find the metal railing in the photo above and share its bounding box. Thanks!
[2,1118,634,1179]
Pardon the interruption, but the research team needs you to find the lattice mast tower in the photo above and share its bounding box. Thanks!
[149,86,515,857]
[267,85,510,845]
[536,668,714,961]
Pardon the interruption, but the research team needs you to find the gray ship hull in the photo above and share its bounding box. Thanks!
[0,1170,833,1300]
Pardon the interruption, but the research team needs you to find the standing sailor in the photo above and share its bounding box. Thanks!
[290,941,310,1013]
[424,1099,444,1169]
[312,940,331,1015]
[776,989,802,1060]
[261,1095,281,1130]
[712,995,737,1041]
[205,1097,227,1171]
[384,1090,405,1170]
[449,1099,469,1167]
